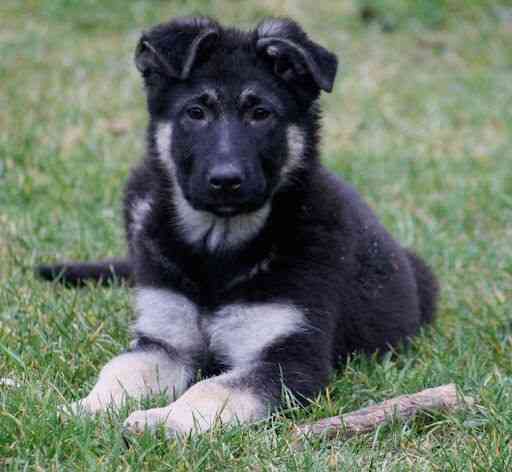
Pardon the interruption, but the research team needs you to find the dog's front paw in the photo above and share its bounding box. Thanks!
[123,406,184,437]
[60,395,112,417]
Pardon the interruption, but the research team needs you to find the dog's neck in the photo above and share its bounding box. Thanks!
[172,183,272,252]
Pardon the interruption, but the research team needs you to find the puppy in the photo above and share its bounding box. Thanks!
[39,17,438,436]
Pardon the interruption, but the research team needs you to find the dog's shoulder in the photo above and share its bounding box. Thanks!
[283,165,381,254]
[281,165,415,294]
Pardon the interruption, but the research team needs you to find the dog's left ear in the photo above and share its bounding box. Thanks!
[256,18,338,94]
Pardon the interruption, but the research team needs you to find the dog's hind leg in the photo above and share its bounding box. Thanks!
[65,349,193,415]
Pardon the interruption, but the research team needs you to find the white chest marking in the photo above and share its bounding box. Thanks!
[207,303,306,367]
[134,287,202,352]
[155,121,270,251]
[173,191,270,252]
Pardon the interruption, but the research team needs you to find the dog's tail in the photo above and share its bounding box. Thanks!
[37,258,132,287]
[406,250,439,326]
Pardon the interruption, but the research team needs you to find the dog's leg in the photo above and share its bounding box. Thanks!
[124,300,333,436]
[123,346,332,437]
[68,287,203,414]
[66,348,193,414]
[123,368,266,436]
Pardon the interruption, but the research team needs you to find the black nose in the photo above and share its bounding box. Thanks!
[208,165,243,193]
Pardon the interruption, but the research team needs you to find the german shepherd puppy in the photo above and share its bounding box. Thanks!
[39,17,438,436]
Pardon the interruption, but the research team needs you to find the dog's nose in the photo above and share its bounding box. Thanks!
[208,165,243,193]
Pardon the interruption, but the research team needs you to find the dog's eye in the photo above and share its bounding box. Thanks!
[187,106,205,120]
[251,107,271,122]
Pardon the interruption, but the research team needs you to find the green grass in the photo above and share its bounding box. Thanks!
[1,0,512,469]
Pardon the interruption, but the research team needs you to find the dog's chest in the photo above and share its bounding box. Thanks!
[134,288,305,367]
[203,303,305,366]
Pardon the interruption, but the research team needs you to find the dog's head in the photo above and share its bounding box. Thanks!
[136,17,337,218]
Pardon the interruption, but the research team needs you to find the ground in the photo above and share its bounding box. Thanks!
[1,0,512,470]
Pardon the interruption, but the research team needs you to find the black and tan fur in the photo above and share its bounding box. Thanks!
[39,17,438,436]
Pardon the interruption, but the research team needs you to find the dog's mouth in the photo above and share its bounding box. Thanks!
[205,202,264,218]
[212,206,239,217]
[182,182,269,218]
[196,196,269,218]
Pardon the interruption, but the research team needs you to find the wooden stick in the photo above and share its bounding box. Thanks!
[294,384,473,439]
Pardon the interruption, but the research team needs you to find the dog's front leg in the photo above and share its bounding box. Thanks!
[124,329,333,436]
[67,287,202,414]
[67,348,192,414]
[123,367,267,436]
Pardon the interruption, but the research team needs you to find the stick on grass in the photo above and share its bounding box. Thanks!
[294,384,473,439]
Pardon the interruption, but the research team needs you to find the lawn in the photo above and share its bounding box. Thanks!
[1,0,512,469]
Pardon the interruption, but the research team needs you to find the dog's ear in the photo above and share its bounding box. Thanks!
[135,17,219,82]
[256,18,338,94]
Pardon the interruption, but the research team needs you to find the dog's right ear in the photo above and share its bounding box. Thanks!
[135,17,219,84]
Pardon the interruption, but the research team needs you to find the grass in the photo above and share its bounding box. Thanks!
[1,0,512,469]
